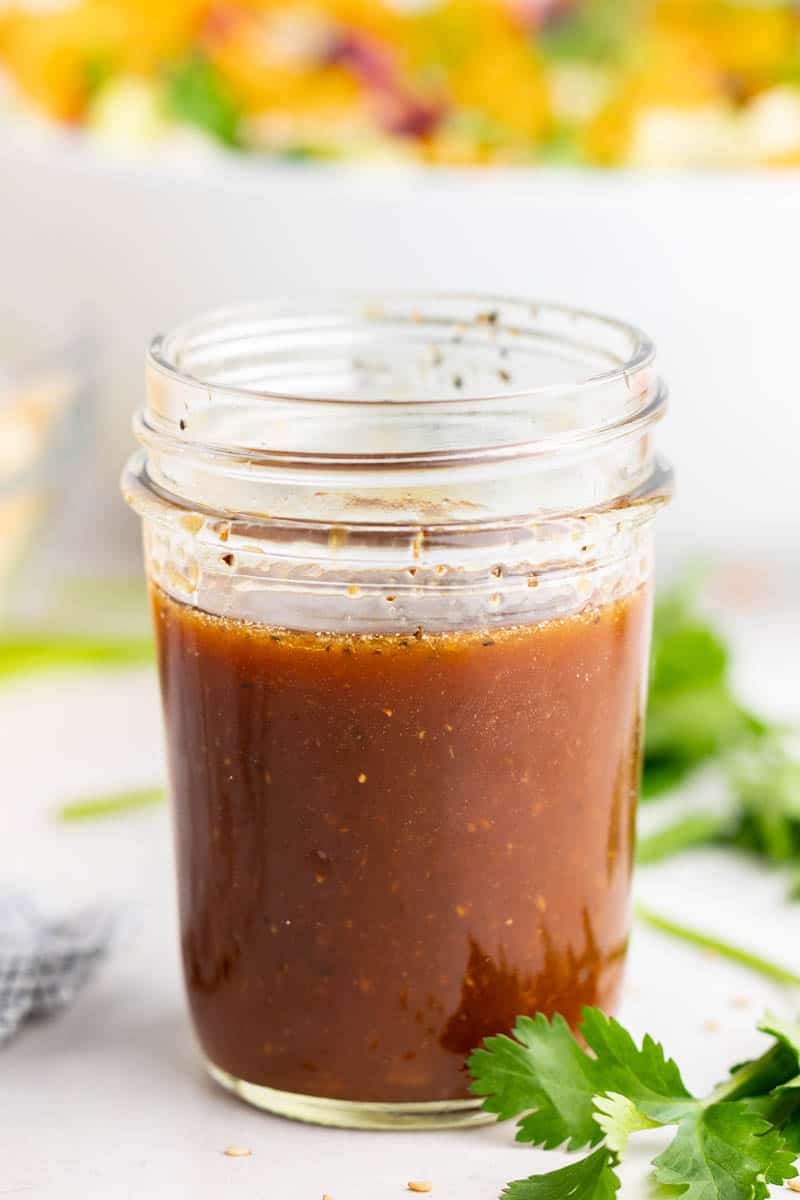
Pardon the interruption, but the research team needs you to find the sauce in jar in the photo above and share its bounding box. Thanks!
[154,582,650,1106]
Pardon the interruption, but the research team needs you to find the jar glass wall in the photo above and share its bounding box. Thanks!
[123,296,671,1129]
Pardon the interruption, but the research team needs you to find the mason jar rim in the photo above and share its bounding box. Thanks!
[148,292,655,411]
[129,293,670,542]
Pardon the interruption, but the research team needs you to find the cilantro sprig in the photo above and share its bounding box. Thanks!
[469,1006,800,1199]
[643,570,764,798]
[640,572,800,892]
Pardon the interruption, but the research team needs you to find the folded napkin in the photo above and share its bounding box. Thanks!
[0,892,116,1043]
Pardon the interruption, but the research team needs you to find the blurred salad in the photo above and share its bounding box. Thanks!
[2,0,800,166]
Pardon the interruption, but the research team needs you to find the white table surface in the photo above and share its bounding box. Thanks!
[2,605,799,1200]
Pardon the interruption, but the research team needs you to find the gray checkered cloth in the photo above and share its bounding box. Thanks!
[0,893,116,1043]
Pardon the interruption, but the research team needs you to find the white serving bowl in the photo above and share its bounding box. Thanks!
[1,134,798,573]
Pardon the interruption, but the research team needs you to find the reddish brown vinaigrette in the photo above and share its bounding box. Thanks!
[153,583,651,1104]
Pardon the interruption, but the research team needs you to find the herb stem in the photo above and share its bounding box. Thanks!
[58,786,165,822]
[637,813,727,865]
[0,632,153,682]
[635,903,800,989]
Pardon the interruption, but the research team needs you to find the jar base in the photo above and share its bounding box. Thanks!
[205,1060,493,1130]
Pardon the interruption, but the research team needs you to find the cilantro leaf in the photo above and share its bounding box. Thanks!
[650,624,728,696]
[742,1085,800,1156]
[652,1103,797,1200]
[759,1012,800,1059]
[468,1008,695,1149]
[467,1013,602,1149]
[474,1006,800,1200]
[162,54,242,147]
[580,1008,695,1125]
[642,572,771,798]
[727,740,800,865]
[642,758,697,800]
[779,1089,800,1153]
[593,1092,657,1155]
[641,734,800,892]
[502,1146,620,1200]
[645,685,750,767]
[639,570,800,894]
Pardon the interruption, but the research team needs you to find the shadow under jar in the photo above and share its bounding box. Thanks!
[123,295,672,1130]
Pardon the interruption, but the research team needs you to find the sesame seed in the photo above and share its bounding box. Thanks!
[223,1146,252,1157]
[408,1184,432,1194]
[358,773,367,783]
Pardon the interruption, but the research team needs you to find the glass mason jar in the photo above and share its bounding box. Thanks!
[123,295,671,1130]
